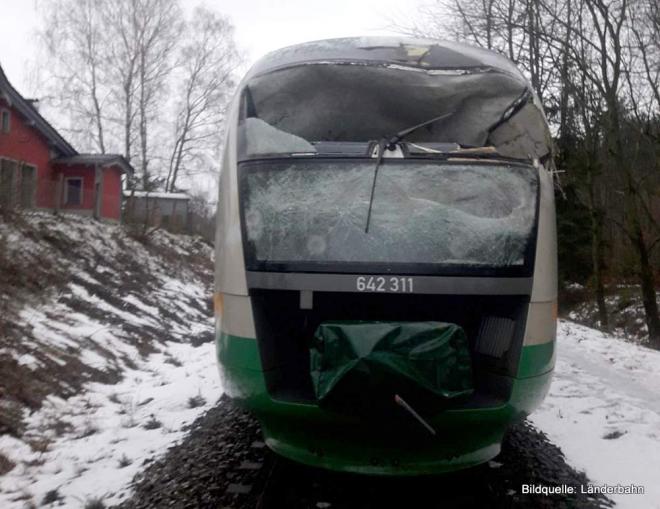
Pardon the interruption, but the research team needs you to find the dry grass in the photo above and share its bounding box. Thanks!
[142,415,163,430]
[0,452,15,475]
[117,454,132,468]
[41,489,62,505]
[84,497,106,509]
[187,393,206,409]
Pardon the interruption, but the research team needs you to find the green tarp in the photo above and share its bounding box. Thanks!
[310,321,474,404]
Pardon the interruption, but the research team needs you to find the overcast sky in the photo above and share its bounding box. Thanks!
[0,0,426,196]
[0,0,422,95]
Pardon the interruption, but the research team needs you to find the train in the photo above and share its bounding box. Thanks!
[214,37,557,475]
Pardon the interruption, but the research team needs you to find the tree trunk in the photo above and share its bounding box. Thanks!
[558,0,572,147]
[484,0,494,49]
[91,74,105,154]
[608,97,660,347]
[124,78,132,164]
[139,48,149,190]
[587,169,609,330]
[632,221,660,346]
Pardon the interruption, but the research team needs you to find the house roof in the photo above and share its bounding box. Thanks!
[54,154,135,175]
[0,64,77,157]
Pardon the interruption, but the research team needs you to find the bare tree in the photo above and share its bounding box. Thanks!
[101,0,141,165]
[578,0,660,344]
[399,0,660,345]
[134,0,182,190]
[40,0,108,153]
[398,0,560,101]
[41,0,192,190]
[102,0,182,190]
[164,7,240,192]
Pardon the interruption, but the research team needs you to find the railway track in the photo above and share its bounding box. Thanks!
[118,397,613,509]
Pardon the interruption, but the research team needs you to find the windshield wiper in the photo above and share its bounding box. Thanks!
[385,111,454,150]
[364,138,387,233]
[364,111,454,233]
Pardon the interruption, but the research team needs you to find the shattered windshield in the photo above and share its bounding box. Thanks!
[240,160,538,274]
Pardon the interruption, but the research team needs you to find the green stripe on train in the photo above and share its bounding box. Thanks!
[217,330,261,369]
[517,340,555,378]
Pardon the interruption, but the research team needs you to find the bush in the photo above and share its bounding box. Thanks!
[142,414,162,430]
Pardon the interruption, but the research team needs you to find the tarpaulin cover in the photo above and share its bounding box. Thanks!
[310,321,473,403]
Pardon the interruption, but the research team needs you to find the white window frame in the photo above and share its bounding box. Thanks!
[64,177,83,206]
[0,109,10,133]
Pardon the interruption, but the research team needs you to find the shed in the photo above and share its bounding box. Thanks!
[123,191,191,232]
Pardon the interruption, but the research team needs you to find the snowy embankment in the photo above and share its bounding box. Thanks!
[2,213,659,508]
[0,342,220,507]
[564,283,659,343]
[0,213,221,507]
[531,320,660,509]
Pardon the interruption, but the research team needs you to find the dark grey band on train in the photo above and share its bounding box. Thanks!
[246,271,533,296]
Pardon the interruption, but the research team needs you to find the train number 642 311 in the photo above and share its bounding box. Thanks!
[355,276,414,293]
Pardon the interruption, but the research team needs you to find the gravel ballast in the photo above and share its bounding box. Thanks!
[118,396,613,508]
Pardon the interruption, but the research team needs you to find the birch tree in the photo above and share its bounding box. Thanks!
[165,7,240,192]
[102,0,182,189]
[40,0,108,153]
[38,0,240,209]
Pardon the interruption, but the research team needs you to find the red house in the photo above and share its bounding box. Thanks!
[0,64,133,221]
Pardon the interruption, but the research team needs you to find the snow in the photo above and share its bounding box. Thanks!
[243,117,316,156]
[568,288,659,342]
[16,354,42,369]
[531,320,660,509]
[123,191,189,200]
[7,317,656,508]
[0,212,218,508]
[2,212,658,507]
[0,340,221,508]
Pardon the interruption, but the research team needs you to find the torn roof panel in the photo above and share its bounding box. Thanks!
[245,36,526,82]
[239,37,552,162]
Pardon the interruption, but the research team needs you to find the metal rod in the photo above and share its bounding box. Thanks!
[394,394,436,436]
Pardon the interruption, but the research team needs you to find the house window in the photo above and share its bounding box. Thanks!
[64,177,83,206]
[19,164,36,208]
[0,158,17,209]
[1,110,9,133]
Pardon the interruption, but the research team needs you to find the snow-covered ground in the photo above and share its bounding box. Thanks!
[1,215,657,508]
[0,213,220,507]
[0,340,221,507]
[6,318,658,508]
[566,284,659,343]
[531,320,660,509]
